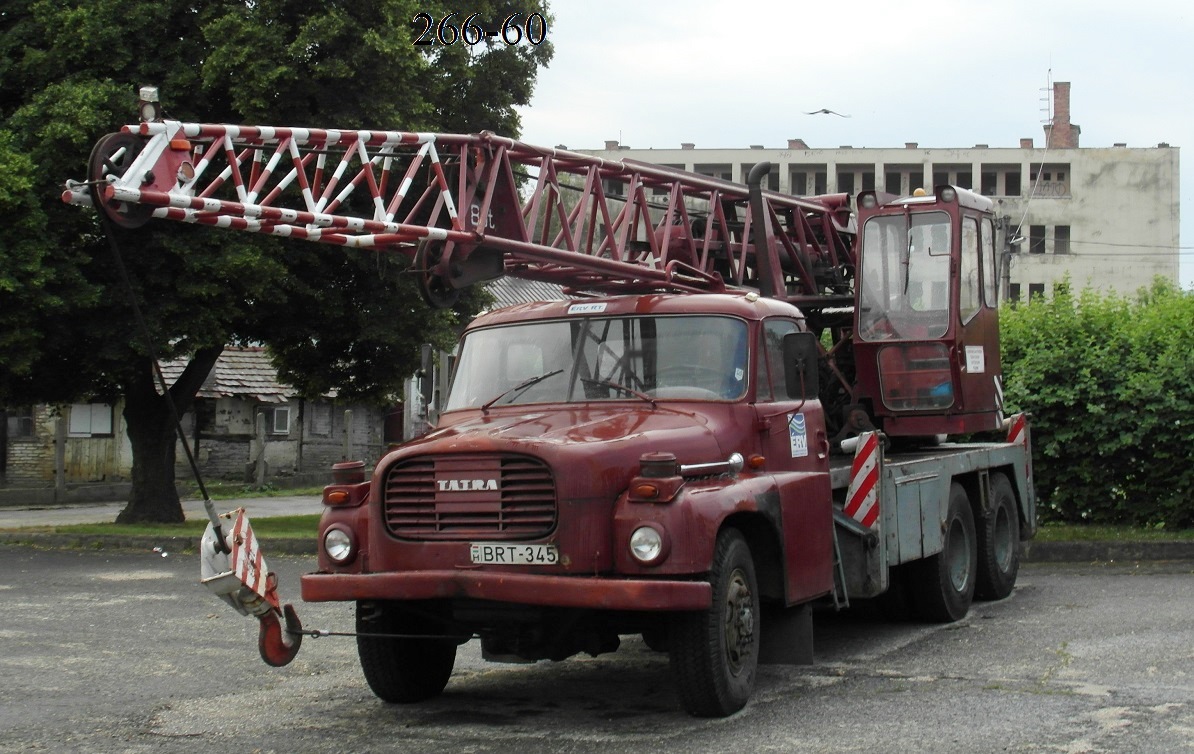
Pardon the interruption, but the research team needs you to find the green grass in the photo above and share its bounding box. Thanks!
[1034,522,1194,542]
[21,514,321,539]
[177,482,324,500]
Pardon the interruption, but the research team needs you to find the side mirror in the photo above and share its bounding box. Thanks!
[783,331,820,400]
[418,343,434,405]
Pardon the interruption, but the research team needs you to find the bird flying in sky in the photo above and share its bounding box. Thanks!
[805,108,851,117]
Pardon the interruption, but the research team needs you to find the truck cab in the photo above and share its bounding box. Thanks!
[304,292,835,716]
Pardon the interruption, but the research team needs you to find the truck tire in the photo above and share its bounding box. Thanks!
[975,473,1021,601]
[669,529,759,717]
[356,602,456,703]
[908,483,977,623]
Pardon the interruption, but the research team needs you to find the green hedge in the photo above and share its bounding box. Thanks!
[1000,280,1194,528]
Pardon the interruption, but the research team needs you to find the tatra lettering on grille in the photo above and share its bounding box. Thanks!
[384,455,556,540]
[436,479,499,492]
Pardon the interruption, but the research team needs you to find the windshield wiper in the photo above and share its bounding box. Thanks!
[581,378,657,409]
[481,369,564,413]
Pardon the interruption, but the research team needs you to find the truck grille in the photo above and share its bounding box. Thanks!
[382,455,557,540]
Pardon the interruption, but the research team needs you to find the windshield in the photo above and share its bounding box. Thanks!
[444,315,749,410]
[857,211,951,341]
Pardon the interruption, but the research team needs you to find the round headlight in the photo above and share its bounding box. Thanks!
[324,527,354,563]
[630,526,664,564]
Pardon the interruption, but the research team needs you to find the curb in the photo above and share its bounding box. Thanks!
[1021,540,1194,563]
[2,533,1193,562]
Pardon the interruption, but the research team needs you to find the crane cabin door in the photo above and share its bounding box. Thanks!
[852,187,1003,437]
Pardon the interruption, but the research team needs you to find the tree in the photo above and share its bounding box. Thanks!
[0,0,553,521]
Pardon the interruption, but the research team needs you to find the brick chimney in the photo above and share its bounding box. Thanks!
[1044,81,1081,148]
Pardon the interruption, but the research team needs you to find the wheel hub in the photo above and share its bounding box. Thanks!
[723,570,755,672]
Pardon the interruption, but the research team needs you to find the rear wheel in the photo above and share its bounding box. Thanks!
[976,473,1021,600]
[908,483,977,622]
[669,529,759,717]
[356,601,457,703]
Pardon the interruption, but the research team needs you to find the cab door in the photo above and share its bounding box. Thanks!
[954,213,1003,430]
[754,318,833,603]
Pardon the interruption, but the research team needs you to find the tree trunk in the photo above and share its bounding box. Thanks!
[116,346,222,524]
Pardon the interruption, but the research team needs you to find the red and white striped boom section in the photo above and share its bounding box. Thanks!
[65,120,857,309]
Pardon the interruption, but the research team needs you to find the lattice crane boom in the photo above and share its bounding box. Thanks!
[64,118,857,310]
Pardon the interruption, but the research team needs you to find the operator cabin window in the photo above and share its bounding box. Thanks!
[959,217,982,322]
[982,217,998,306]
[68,403,113,437]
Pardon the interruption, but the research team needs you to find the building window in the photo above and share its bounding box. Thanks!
[861,172,875,191]
[263,406,291,435]
[884,172,902,194]
[740,165,778,191]
[814,172,827,194]
[981,172,997,195]
[1029,225,1046,254]
[790,171,808,195]
[68,403,113,437]
[5,407,34,438]
[1008,283,1021,303]
[1005,171,1021,196]
[309,403,332,437]
[695,164,732,183]
[837,172,855,194]
[1031,163,1070,197]
[1028,283,1045,301]
[1054,225,1070,255]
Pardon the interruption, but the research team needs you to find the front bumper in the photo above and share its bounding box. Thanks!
[301,570,712,611]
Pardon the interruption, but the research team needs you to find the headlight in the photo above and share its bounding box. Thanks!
[630,526,664,564]
[323,527,355,563]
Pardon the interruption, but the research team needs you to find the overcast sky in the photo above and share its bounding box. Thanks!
[515,0,1192,287]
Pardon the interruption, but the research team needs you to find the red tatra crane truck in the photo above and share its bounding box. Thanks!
[66,88,1036,717]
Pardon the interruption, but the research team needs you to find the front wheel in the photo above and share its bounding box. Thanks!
[356,601,457,703]
[908,483,977,623]
[669,529,759,717]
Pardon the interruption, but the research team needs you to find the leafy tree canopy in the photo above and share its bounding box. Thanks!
[0,0,553,520]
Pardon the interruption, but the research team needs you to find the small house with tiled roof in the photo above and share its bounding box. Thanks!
[2,277,565,495]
